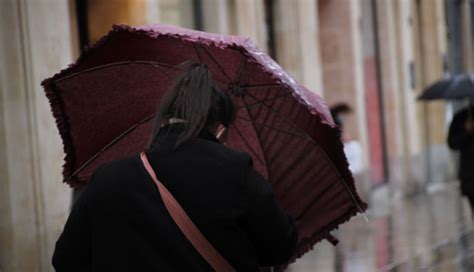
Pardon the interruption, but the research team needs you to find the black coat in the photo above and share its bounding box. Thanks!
[448,107,474,192]
[52,125,297,271]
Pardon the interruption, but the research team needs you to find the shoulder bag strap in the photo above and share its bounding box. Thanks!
[139,152,235,272]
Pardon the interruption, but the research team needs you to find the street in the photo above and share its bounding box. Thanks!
[289,182,474,272]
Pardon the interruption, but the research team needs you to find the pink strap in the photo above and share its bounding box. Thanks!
[140,152,235,272]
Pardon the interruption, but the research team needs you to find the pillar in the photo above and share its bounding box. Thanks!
[274,0,323,95]
[349,0,370,182]
[87,0,161,43]
[461,0,473,73]
[0,0,75,271]
[201,0,230,34]
[392,0,425,194]
[375,0,408,193]
[234,0,267,51]
[318,0,369,174]
[413,0,450,185]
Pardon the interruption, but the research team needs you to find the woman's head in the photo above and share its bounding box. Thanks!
[149,62,236,148]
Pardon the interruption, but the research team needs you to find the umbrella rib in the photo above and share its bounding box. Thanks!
[277,146,327,192]
[278,166,333,213]
[237,116,303,138]
[53,61,179,83]
[271,142,313,183]
[237,92,291,110]
[235,54,247,83]
[198,44,232,82]
[293,162,356,222]
[266,102,307,166]
[247,91,305,140]
[239,87,273,139]
[62,92,283,184]
[249,87,273,126]
[235,117,302,138]
[243,90,366,216]
[253,88,282,139]
[229,123,266,166]
[243,90,314,139]
[250,88,296,159]
[240,83,283,89]
[137,61,179,70]
[242,94,270,172]
[52,61,228,84]
[310,147,368,219]
[64,114,156,182]
[152,63,174,79]
[242,86,275,135]
[151,61,226,84]
[193,44,204,63]
[294,170,338,220]
[263,101,306,168]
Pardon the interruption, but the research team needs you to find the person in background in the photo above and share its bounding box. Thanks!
[448,105,474,214]
[52,63,297,271]
[330,103,352,137]
[330,103,363,174]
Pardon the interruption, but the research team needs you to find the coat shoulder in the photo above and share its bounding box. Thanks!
[194,139,253,167]
[86,155,141,189]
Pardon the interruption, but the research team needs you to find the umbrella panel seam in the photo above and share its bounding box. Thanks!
[242,90,366,215]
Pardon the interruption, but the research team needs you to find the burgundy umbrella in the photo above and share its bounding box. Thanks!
[42,24,366,261]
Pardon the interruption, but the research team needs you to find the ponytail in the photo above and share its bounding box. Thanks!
[149,62,235,148]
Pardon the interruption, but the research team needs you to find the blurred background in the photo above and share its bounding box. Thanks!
[1,0,474,271]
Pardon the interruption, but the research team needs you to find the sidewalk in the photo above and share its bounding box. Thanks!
[289,182,474,272]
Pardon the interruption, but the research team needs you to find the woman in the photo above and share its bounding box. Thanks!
[448,106,474,214]
[52,63,297,271]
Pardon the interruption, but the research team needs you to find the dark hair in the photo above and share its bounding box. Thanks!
[330,103,352,127]
[149,62,236,148]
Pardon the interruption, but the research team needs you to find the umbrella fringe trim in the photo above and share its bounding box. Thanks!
[273,206,362,272]
[294,206,361,260]
[41,79,79,188]
[329,125,366,206]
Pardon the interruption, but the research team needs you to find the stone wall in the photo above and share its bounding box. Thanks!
[0,0,75,271]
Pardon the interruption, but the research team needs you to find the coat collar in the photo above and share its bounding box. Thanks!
[159,123,220,143]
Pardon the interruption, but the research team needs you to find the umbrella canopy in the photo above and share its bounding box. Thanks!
[42,24,366,261]
[418,74,474,101]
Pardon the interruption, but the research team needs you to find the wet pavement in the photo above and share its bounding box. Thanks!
[288,182,474,272]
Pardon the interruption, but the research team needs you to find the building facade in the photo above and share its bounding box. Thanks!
[1,0,472,271]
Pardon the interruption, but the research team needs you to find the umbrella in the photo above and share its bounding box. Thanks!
[42,24,367,262]
[418,74,474,122]
[418,74,474,101]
